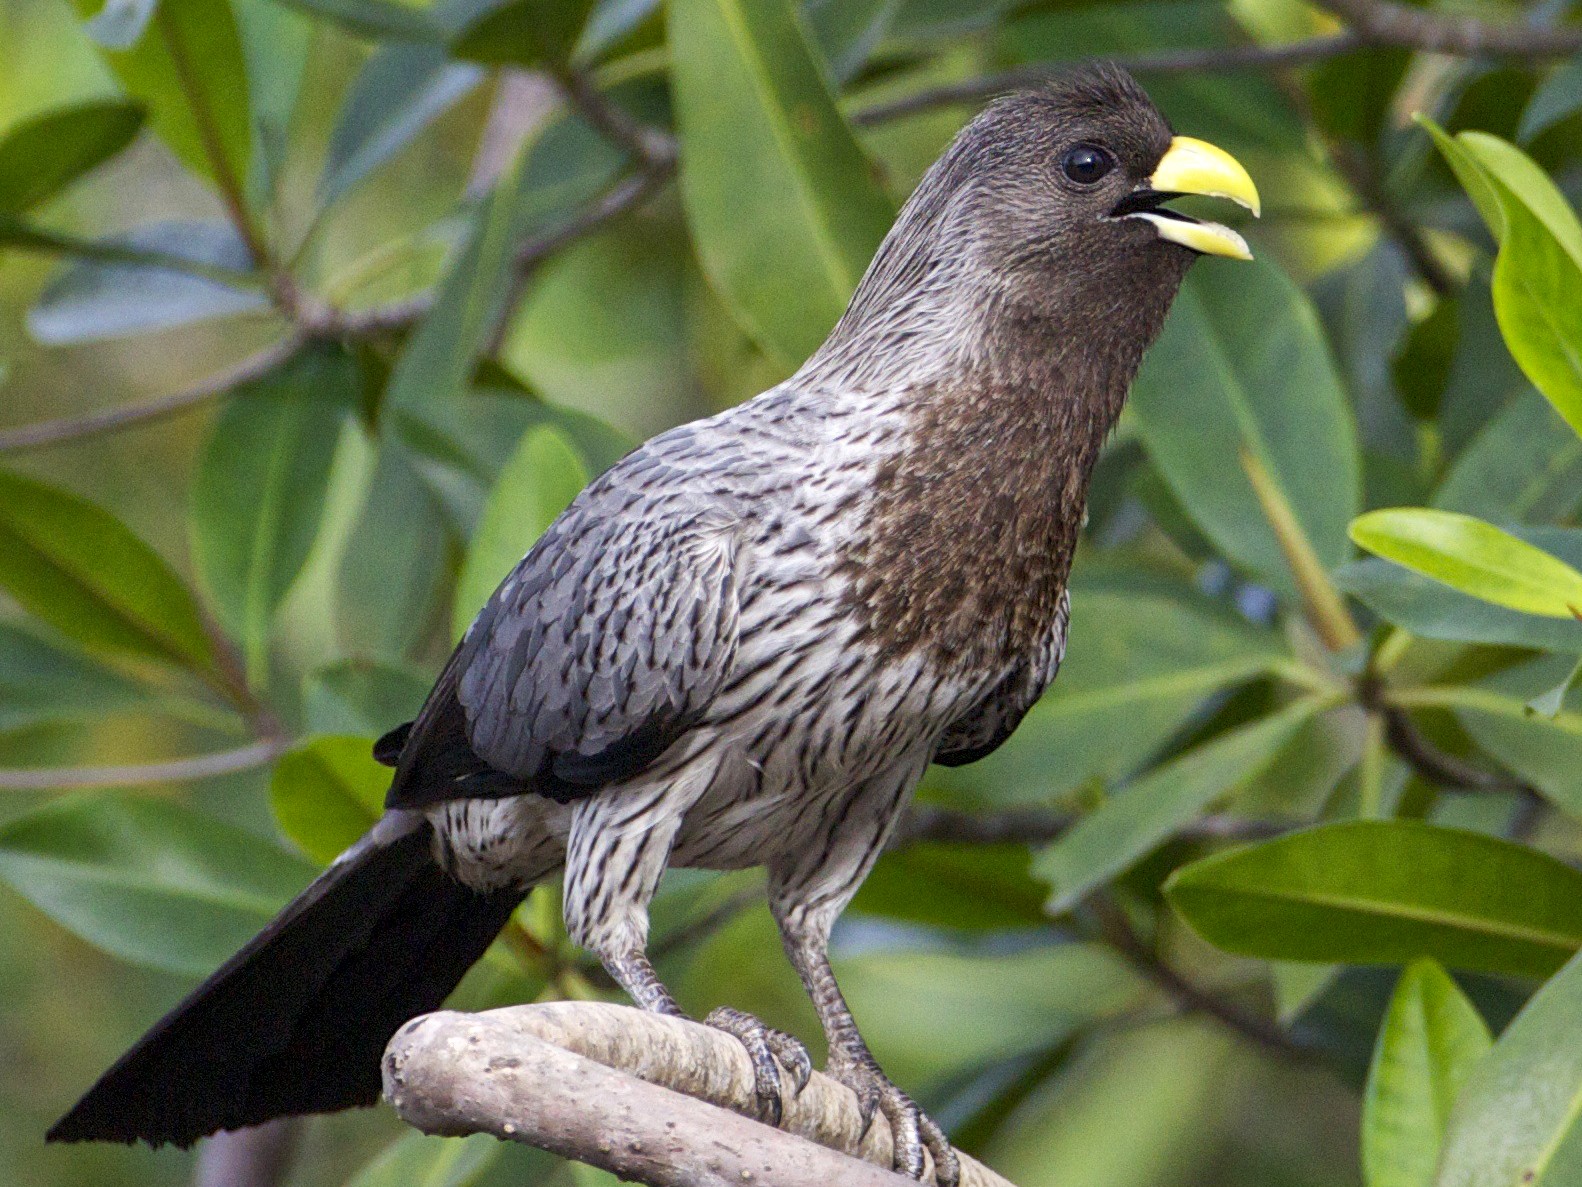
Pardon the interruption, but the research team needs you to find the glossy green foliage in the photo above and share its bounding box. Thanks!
[1167,822,1582,978]
[8,1,1582,1184]
[1361,961,1491,1187]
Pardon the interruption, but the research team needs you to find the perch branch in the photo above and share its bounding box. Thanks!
[384,1002,1017,1187]
[0,737,291,791]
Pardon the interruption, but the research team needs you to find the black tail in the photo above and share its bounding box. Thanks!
[48,818,524,1146]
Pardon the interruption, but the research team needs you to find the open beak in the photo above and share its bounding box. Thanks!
[1114,136,1260,261]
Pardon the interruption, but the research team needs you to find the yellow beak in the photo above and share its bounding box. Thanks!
[1126,136,1261,261]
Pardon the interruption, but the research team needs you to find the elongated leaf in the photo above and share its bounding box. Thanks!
[1339,527,1582,653]
[0,100,144,214]
[668,0,894,364]
[0,795,315,977]
[336,439,453,659]
[855,842,1050,930]
[1460,132,1582,267]
[0,469,213,670]
[320,43,484,208]
[27,221,268,344]
[1447,658,1582,817]
[930,577,1284,807]
[1520,59,1582,142]
[345,1132,500,1187]
[302,659,431,736]
[1436,949,1582,1186]
[1350,508,1582,619]
[1362,960,1492,1187]
[270,735,386,864]
[1489,184,1582,440]
[276,0,443,40]
[0,623,144,735]
[383,109,623,426]
[86,0,159,47]
[191,344,356,682]
[453,424,587,638]
[1165,821,1582,979]
[451,0,593,66]
[1130,256,1361,601]
[73,0,254,193]
[1433,389,1582,524]
[1037,699,1323,915]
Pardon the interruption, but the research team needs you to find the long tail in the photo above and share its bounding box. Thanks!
[47,816,524,1147]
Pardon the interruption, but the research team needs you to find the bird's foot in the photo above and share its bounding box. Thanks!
[827,1051,959,1187]
[704,1006,813,1127]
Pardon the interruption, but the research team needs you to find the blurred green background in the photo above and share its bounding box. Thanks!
[3,0,1582,1185]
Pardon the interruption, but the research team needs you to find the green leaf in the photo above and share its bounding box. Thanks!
[854,841,1050,930]
[27,221,268,344]
[85,0,159,48]
[1488,181,1582,441]
[1446,657,1582,816]
[1433,389,1582,524]
[336,440,454,660]
[1436,948,1582,1186]
[1416,118,1504,241]
[1036,700,1323,916]
[836,942,1144,1094]
[191,344,356,683]
[1362,960,1492,1187]
[0,623,145,735]
[929,577,1285,807]
[453,424,588,638]
[383,108,623,429]
[275,0,443,41]
[1529,657,1582,719]
[668,0,894,364]
[344,1132,500,1187]
[270,736,386,864]
[1337,528,1582,654]
[319,44,484,209]
[0,468,213,671]
[0,100,144,214]
[302,659,431,736]
[1165,821,1582,979]
[452,0,594,66]
[1520,58,1582,142]
[1130,256,1361,601]
[0,795,315,977]
[1349,509,1582,620]
[1460,132,1582,267]
[73,0,254,194]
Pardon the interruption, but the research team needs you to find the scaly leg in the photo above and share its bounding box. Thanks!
[767,759,960,1186]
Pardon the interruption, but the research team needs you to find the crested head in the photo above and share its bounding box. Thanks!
[814,65,1257,393]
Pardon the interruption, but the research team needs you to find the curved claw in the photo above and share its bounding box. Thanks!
[827,1054,958,1185]
[704,1007,811,1127]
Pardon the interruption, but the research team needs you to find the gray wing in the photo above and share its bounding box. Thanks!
[934,588,1070,767]
[383,452,743,808]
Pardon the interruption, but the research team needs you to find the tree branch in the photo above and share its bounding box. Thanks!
[384,1003,1016,1187]
[0,737,291,791]
[0,334,302,453]
[889,805,1286,850]
[1309,0,1582,57]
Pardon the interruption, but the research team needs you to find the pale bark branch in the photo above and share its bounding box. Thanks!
[0,737,291,791]
[384,1003,1018,1187]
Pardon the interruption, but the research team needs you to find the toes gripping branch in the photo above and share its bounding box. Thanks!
[384,1001,1013,1187]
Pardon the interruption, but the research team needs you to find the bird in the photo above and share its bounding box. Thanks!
[48,64,1258,1184]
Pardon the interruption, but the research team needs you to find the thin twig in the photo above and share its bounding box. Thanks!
[1090,896,1315,1062]
[558,69,678,168]
[852,34,1364,126]
[1381,705,1538,797]
[888,805,1286,851]
[1311,0,1582,57]
[0,737,291,791]
[0,334,302,453]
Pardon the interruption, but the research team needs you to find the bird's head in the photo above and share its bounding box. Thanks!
[824,65,1258,384]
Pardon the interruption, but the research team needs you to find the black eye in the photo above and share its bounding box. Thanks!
[1061,144,1114,185]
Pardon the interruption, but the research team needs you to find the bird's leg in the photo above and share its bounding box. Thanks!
[774,903,960,1187]
[562,788,807,1123]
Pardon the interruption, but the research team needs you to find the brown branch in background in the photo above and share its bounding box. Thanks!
[1309,0,1582,57]
[1089,897,1315,1062]
[0,737,291,792]
[889,805,1285,851]
[0,334,303,453]
[853,34,1365,125]
[385,1003,1015,1187]
[1328,143,1456,296]
[558,70,679,169]
[1380,705,1538,797]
